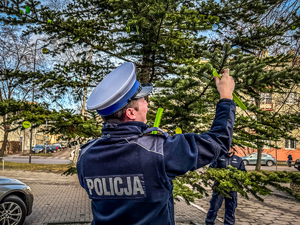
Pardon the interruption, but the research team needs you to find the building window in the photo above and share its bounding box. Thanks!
[260,93,273,110]
[286,93,297,104]
[260,93,272,103]
[285,139,296,149]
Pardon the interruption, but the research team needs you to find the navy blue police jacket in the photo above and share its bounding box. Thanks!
[77,99,236,225]
[209,152,246,172]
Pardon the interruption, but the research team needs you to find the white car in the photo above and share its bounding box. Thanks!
[69,149,75,161]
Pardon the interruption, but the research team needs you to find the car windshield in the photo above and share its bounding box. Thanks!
[35,145,43,148]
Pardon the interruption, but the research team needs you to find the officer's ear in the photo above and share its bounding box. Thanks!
[124,107,137,121]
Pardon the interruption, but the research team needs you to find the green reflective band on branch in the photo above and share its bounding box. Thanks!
[126,26,130,33]
[132,14,139,35]
[19,10,23,15]
[47,19,52,25]
[26,6,30,14]
[152,108,164,134]
[213,69,247,111]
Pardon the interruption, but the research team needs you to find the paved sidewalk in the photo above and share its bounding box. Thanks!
[0,170,299,225]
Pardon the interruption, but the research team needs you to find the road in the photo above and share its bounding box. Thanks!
[3,155,72,164]
[246,165,299,172]
[3,154,300,169]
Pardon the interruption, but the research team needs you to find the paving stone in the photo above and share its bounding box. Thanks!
[1,169,300,224]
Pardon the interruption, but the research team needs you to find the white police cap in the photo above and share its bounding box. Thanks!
[87,62,153,116]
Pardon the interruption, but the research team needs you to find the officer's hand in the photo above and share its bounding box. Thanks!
[214,69,235,100]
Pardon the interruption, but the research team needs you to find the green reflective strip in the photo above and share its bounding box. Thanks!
[152,108,164,134]
[233,93,247,110]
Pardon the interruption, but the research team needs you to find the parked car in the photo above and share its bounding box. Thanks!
[49,145,58,153]
[0,177,34,225]
[32,145,44,153]
[242,153,276,167]
[53,143,63,150]
[44,145,55,153]
[69,148,82,161]
[69,149,75,161]
[294,157,300,171]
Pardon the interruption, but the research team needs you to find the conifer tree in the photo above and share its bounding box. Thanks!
[2,0,300,202]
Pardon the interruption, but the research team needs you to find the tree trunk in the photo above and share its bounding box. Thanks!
[254,97,263,171]
[0,116,9,157]
[81,84,88,115]
[81,46,92,115]
[255,146,263,171]
[139,53,151,83]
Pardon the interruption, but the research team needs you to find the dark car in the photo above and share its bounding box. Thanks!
[32,145,44,154]
[49,145,58,152]
[45,145,55,153]
[50,145,58,152]
[294,158,300,171]
[0,177,34,225]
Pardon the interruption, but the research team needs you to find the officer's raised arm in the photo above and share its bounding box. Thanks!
[163,69,236,178]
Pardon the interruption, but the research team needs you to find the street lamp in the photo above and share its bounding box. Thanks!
[29,38,47,163]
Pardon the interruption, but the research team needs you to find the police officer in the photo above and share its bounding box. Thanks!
[76,62,236,225]
[287,153,293,167]
[205,149,247,225]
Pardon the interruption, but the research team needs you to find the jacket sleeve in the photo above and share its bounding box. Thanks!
[209,160,218,168]
[239,159,247,172]
[163,99,236,178]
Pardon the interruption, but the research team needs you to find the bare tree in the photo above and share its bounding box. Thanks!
[0,25,45,156]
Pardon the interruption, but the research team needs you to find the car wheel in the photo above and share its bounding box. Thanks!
[243,160,249,166]
[266,160,274,167]
[0,195,27,225]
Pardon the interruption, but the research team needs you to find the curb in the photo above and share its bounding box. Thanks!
[43,221,91,225]
[8,156,69,160]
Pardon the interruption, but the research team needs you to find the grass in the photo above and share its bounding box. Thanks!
[0,161,72,174]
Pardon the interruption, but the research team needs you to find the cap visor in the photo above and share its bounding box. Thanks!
[133,84,153,99]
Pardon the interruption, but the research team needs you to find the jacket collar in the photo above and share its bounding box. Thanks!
[102,121,148,136]
[226,152,235,158]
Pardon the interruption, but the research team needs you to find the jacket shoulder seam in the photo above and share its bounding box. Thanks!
[123,137,164,156]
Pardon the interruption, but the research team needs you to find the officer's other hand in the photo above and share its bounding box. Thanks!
[214,69,235,100]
